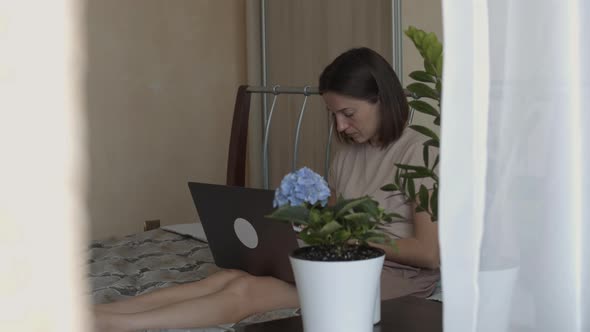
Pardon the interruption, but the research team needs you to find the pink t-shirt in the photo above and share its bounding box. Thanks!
[329,127,440,299]
[328,127,437,240]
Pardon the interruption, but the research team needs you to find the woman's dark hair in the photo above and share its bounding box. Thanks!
[319,47,408,147]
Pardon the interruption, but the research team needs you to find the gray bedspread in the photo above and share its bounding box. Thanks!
[88,229,299,332]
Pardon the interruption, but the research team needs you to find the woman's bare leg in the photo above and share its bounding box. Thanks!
[96,274,299,332]
[96,269,248,314]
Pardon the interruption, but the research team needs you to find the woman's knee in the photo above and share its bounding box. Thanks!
[224,275,298,308]
[209,269,249,282]
[224,275,262,299]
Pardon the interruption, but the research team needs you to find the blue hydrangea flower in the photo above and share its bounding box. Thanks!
[273,167,331,208]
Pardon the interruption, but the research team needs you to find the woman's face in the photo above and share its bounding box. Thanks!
[322,92,380,145]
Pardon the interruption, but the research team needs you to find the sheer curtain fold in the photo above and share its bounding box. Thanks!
[441,0,589,331]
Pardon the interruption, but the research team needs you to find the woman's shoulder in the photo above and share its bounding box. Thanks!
[393,127,440,172]
[383,127,425,152]
[380,127,434,164]
[396,126,431,148]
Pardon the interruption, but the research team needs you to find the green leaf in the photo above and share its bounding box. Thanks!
[406,26,443,79]
[434,116,441,126]
[409,71,436,83]
[422,32,442,53]
[424,60,437,76]
[430,188,438,222]
[423,144,430,168]
[333,196,370,218]
[415,30,426,47]
[320,220,342,235]
[423,138,440,148]
[407,177,416,199]
[435,80,442,94]
[389,212,406,221]
[435,56,444,76]
[404,26,415,39]
[407,83,439,100]
[418,185,430,208]
[425,41,443,68]
[343,212,370,223]
[354,200,380,217]
[432,155,440,170]
[308,209,321,225]
[321,210,335,223]
[408,100,439,117]
[395,164,432,172]
[380,183,399,192]
[332,229,351,242]
[299,230,324,246]
[400,171,432,179]
[409,125,440,141]
[379,213,392,223]
[266,205,310,225]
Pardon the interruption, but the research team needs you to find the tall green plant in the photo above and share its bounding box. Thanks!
[381,26,442,222]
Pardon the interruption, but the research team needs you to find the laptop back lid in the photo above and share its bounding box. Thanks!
[188,182,298,283]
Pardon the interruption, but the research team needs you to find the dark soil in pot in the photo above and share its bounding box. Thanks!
[291,245,384,261]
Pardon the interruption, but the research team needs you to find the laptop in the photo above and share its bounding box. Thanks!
[188,182,300,283]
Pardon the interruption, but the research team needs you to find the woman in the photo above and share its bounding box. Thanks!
[321,47,440,300]
[95,47,439,332]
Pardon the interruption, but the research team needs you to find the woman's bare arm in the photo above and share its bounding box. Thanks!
[330,188,439,269]
[370,209,439,269]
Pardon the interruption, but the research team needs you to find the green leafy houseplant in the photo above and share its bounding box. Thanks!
[381,26,443,222]
[266,167,395,260]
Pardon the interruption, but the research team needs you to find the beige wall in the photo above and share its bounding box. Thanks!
[85,1,246,239]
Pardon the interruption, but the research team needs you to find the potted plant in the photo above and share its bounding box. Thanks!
[381,26,443,221]
[267,167,396,332]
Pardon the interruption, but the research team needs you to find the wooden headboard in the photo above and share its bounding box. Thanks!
[226,85,251,187]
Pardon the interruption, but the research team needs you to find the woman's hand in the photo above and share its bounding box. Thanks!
[371,193,440,270]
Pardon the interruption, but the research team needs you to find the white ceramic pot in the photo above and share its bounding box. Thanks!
[289,249,384,332]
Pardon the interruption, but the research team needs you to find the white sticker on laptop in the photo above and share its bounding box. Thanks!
[233,218,259,249]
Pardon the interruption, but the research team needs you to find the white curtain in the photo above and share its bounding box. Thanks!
[440,0,589,331]
[0,1,90,331]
